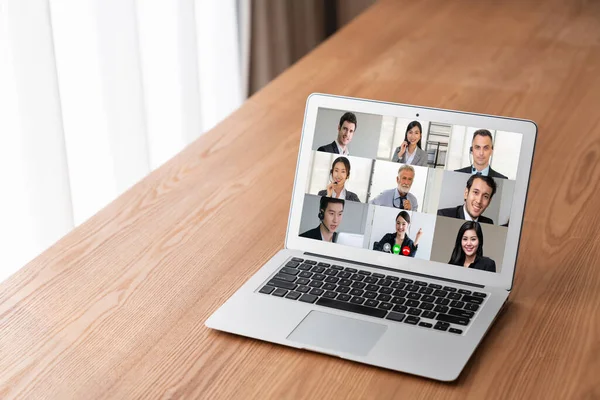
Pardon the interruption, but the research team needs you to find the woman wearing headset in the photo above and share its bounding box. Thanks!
[318,156,361,202]
[373,211,423,257]
[392,121,428,167]
[448,221,496,272]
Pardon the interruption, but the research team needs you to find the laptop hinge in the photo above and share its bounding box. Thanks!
[304,252,485,288]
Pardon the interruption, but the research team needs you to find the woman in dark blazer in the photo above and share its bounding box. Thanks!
[317,156,360,202]
[448,221,496,272]
[392,121,428,167]
[373,211,423,257]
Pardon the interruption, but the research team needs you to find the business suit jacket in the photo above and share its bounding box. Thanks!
[370,188,419,212]
[317,141,341,154]
[437,205,494,224]
[455,165,508,179]
[299,226,338,242]
[317,189,360,202]
[467,256,496,272]
[392,146,428,167]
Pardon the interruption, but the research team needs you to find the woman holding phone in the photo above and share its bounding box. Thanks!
[392,121,428,167]
[318,156,361,202]
[448,221,496,272]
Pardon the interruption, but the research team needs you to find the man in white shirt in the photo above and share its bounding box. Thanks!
[316,112,357,155]
[437,174,497,224]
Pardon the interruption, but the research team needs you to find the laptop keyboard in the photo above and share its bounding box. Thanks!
[258,257,488,334]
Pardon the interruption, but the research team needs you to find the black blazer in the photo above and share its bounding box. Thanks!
[455,166,507,179]
[299,226,338,242]
[467,256,496,272]
[437,205,494,224]
[373,233,417,257]
[317,141,340,154]
[317,189,360,202]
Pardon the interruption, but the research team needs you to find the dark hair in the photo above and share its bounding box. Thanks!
[396,210,411,224]
[472,129,494,148]
[404,121,423,149]
[320,196,345,214]
[448,221,484,266]
[466,174,497,199]
[339,112,357,130]
[331,156,351,178]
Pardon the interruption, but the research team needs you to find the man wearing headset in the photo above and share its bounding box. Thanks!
[455,129,508,179]
[300,197,345,242]
[438,174,497,224]
[369,165,419,211]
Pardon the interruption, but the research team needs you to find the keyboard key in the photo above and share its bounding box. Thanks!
[274,273,296,283]
[449,328,463,334]
[462,295,484,305]
[298,264,312,271]
[345,267,357,273]
[421,295,435,303]
[299,271,312,278]
[338,271,351,279]
[372,273,385,278]
[415,281,428,286]
[285,261,300,268]
[337,294,351,301]
[323,291,337,299]
[449,308,475,318]
[297,285,310,293]
[434,322,450,331]
[312,274,326,281]
[433,290,448,297]
[418,302,434,311]
[335,286,350,294]
[418,287,433,295]
[464,303,480,312]
[316,298,387,318]
[351,281,366,289]
[364,291,378,299]
[311,266,325,273]
[309,281,323,288]
[296,278,310,285]
[259,285,275,294]
[291,257,304,262]
[364,277,378,284]
[364,284,378,292]
[350,296,366,305]
[387,275,400,281]
[351,274,365,281]
[379,279,392,287]
[309,288,324,296]
[317,262,330,267]
[358,270,371,275]
[273,288,287,297]
[422,311,437,319]
[350,289,364,296]
[286,291,301,300]
[406,284,419,292]
[393,305,408,313]
[267,279,297,290]
[324,269,338,276]
[324,276,339,284]
[428,283,442,289]
[406,300,419,307]
[377,294,392,302]
[391,297,406,305]
[280,267,299,276]
[405,316,420,325]
[400,278,414,283]
[391,282,405,289]
[436,314,469,326]
[450,300,465,308]
[458,289,472,295]
[305,260,317,265]
[386,312,406,322]
[434,305,449,314]
[443,286,457,292]
[338,279,352,286]
[299,294,318,303]
[393,289,408,297]
[447,293,462,300]
[379,287,393,295]
[418,322,433,328]
[323,283,336,291]
[407,292,421,300]
[407,308,422,316]
[378,302,393,310]
[364,299,379,308]
[331,265,344,270]
[435,298,450,306]
[473,291,487,298]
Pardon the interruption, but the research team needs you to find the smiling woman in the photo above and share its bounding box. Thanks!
[448,221,496,272]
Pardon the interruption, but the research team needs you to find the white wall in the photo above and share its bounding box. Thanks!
[368,160,428,212]
[492,131,522,180]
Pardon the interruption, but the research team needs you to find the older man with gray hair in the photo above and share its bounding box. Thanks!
[369,165,419,211]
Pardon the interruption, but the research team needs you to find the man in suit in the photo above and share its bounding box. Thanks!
[316,112,357,155]
[455,129,508,179]
[369,165,419,211]
[438,174,497,224]
[300,197,345,242]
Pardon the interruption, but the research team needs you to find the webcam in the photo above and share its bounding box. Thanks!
[416,113,420,117]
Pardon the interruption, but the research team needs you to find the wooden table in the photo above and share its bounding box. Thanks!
[2,0,600,398]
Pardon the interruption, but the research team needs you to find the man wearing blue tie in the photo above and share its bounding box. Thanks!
[455,129,508,179]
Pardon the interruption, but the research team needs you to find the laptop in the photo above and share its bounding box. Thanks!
[205,94,537,381]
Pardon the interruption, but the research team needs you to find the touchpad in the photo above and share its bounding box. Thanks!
[287,311,387,356]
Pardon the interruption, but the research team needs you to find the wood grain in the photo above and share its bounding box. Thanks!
[2,0,600,398]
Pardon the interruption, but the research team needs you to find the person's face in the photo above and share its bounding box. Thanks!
[471,134,493,169]
[396,169,415,195]
[396,216,408,235]
[331,162,348,186]
[323,203,344,232]
[337,121,355,146]
[461,229,479,257]
[464,178,493,218]
[406,126,421,145]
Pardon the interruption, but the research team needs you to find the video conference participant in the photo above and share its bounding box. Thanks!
[455,129,508,179]
[300,197,345,243]
[391,121,428,167]
[373,211,423,257]
[317,112,357,156]
[448,221,496,272]
[317,156,360,202]
[370,165,419,211]
[437,174,497,224]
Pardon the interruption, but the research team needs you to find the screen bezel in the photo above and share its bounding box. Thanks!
[285,93,537,291]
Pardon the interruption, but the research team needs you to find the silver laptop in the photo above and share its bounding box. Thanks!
[205,94,537,381]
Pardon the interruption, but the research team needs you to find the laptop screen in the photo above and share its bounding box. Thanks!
[298,107,524,274]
